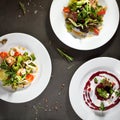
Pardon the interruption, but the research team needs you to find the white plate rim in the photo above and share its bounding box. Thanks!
[69,57,120,120]
[0,32,52,103]
[50,0,120,50]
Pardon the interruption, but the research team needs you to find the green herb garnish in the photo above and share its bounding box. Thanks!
[97,88,109,99]
[19,1,26,15]
[109,88,114,95]
[115,90,120,97]
[99,102,105,111]
[0,60,9,70]
[30,53,36,61]
[94,78,98,84]
[57,48,74,62]
[29,62,36,67]
[100,79,105,83]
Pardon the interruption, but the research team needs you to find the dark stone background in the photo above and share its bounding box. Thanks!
[0,0,119,120]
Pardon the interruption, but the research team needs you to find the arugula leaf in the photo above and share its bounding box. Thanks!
[0,60,9,70]
[23,52,28,56]
[30,53,36,61]
[28,62,36,67]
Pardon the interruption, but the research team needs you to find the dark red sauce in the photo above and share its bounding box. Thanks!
[83,71,120,111]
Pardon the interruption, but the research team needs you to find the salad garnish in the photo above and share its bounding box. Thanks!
[0,46,38,90]
[63,0,106,37]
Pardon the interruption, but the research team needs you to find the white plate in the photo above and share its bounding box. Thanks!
[50,0,119,50]
[69,57,120,120]
[0,33,52,103]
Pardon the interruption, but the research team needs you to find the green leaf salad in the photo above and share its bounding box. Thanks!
[0,46,38,90]
[63,0,106,37]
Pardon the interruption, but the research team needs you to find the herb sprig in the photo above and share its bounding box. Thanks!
[100,102,105,111]
[57,48,74,62]
[19,1,26,15]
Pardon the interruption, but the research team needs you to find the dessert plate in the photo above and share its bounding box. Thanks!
[69,57,120,120]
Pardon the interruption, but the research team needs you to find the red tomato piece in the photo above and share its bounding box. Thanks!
[26,74,34,82]
[93,28,100,35]
[97,9,106,16]
[0,52,8,59]
[63,7,70,13]
[14,51,21,56]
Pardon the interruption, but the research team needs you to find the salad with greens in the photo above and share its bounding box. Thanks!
[0,46,38,90]
[63,0,106,37]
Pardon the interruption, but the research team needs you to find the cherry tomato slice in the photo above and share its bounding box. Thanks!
[26,74,34,82]
[63,7,70,13]
[97,9,106,16]
[14,51,21,56]
[94,28,100,35]
[0,52,8,59]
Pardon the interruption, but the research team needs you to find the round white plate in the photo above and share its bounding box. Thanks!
[50,0,119,50]
[0,33,52,103]
[69,57,120,120]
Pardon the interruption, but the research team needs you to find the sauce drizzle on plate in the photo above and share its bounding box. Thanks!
[83,71,120,111]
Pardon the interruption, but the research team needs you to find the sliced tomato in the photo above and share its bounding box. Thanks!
[0,52,8,59]
[93,28,100,35]
[26,74,34,82]
[14,51,21,56]
[63,7,70,13]
[97,9,106,16]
